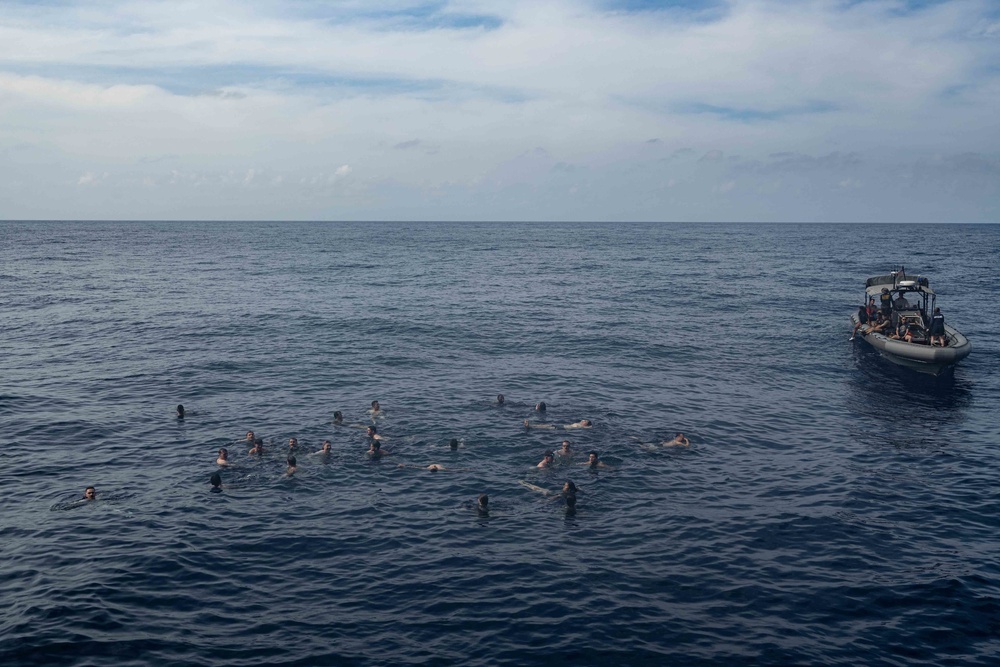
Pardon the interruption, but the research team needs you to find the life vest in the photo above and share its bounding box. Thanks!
[879,292,892,312]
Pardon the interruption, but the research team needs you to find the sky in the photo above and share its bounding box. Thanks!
[0,0,998,222]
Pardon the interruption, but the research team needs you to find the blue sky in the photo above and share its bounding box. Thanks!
[0,0,998,221]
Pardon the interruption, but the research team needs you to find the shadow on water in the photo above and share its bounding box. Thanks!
[845,344,973,445]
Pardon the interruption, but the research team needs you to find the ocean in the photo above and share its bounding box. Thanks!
[1,221,998,666]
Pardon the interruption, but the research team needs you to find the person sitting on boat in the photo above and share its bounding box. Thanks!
[866,297,878,320]
[851,305,869,341]
[890,321,915,343]
[879,288,893,316]
[893,292,912,311]
[929,307,947,347]
[864,312,890,335]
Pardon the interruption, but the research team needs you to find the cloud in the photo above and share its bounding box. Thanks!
[0,0,997,221]
[77,171,104,186]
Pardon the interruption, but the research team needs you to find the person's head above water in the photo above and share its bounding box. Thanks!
[367,425,377,436]
[560,440,572,451]
[218,447,228,459]
[563,481,578,494]
[84,486,96,500]
[587,451,600,465]
[369,440,381,451]
[580,420,593,427]
[497,394,505,405]
[254,437,263,446]
[371,400,380,411]
[449,438,459,450]
[210,472,222,490]
[535,402,546,412]
[333,411,343,423]
[543,450,555,462]
[176,404,185,418]
[288,438,298,448]
[246,431,255,441]
[478,494,489,510]
[287,455,297,467]
[321,440,331,453]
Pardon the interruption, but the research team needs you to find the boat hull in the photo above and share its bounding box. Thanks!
[850,315,971,376]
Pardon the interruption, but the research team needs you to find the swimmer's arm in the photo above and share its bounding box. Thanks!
[524,420,555,429]
[519,480,552,495]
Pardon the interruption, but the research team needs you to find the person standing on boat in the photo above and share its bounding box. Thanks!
[893,291,911,311]
[879,288,893,316]
[929,308,947,347]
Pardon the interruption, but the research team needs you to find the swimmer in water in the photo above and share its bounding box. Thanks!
[315,441,332,455]
[396,463,459,472]
[558,440,573,457]
[210,472,222,493]
[285,455,298,476]
[524,419,593,430]
[248,438,265,456]
[366,425,383,441]
[245,431,255,443]
[370,400,383,416]
[497,394,505,405]
[288,437,299,451]
[663,433,690,447]
[537,450,556,468]
[535,401,547,412]
[333,411,344,425]
[176,404,185,419]
[216,448,229,465]
[519,480,579,506]
[368,440,390,459]
[477,494,489,515]
[449,438,460,451]
[582,451,612,469]
[83,486,97,501]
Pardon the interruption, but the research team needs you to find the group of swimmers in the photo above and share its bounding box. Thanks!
[81,397,691,514]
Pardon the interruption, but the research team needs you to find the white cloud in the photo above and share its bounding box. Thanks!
[0,0,997,220]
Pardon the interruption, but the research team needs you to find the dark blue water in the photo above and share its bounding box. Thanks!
[2,221,998,666]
